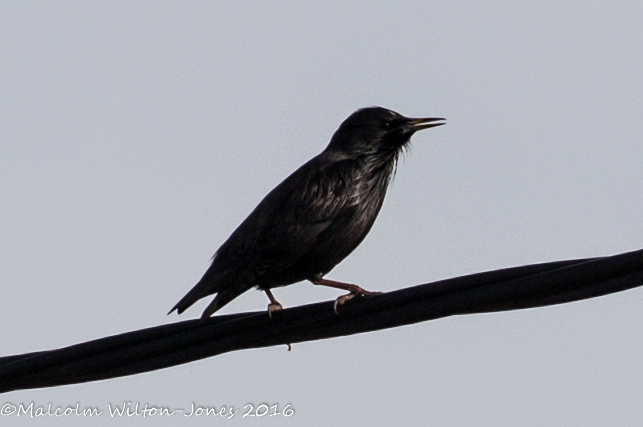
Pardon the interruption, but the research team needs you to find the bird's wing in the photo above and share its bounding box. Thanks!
[215,155,361,275]
[260,157,359,247]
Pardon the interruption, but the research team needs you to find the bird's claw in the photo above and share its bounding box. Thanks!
[333,293,355,314]
[333,290,383,314]
[267,302,283,319]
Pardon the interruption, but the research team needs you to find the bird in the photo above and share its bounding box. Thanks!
[169,106,445,320]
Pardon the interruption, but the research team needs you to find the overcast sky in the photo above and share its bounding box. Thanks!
[2,1,643,426]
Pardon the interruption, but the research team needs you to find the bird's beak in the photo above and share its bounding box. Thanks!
[404,117,446,132]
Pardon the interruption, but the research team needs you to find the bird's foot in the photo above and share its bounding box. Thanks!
[267,302,283,319]
[333,293,355,314]
[264,289,284,319]
[333,289,382,314]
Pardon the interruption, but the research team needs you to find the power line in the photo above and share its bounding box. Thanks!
[1,249,642,393]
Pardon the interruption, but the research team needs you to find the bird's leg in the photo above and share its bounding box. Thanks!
[309,276,379,294]
[308,276,381,314]
[265,289,283,319]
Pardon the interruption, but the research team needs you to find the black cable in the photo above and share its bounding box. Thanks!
[1,250,641,394]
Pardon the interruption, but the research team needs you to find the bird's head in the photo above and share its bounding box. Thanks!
[325,107,445,161]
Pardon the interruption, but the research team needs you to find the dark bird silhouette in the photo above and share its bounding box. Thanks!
[169,107,445,319]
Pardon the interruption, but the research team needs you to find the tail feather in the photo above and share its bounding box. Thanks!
[168,284,209,315]
[199,285,249,319]
[168,270,225,315]
[169,269,252,317]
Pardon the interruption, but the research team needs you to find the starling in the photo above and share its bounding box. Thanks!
[169,107,445,319]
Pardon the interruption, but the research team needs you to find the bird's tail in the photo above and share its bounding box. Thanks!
[198,286,248,320]
[168,281,211,315]
[168,269,225,315]
[168,270,251,318]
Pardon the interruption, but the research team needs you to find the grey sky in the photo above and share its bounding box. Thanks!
[2,1,643,425]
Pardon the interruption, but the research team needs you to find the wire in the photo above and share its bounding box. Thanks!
[1,249,642,393]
